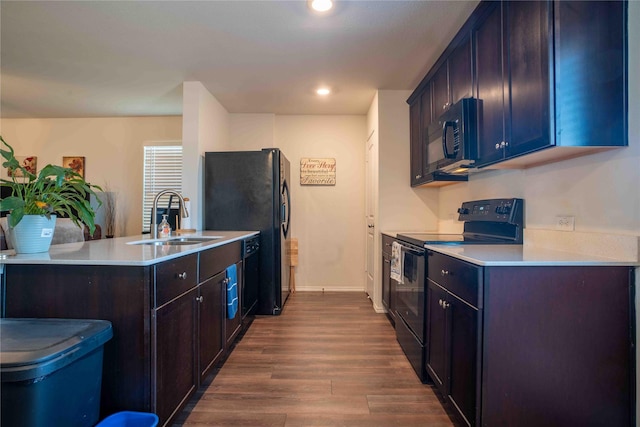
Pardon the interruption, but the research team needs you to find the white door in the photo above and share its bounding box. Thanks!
[365,130,376,298]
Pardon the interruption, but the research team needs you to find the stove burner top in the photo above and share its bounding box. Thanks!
[397,198,525,247]
[396,232,517,247]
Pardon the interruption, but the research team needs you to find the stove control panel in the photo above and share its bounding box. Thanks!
[457,198,524,224]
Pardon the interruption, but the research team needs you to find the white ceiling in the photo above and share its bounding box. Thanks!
[1,0,479,118]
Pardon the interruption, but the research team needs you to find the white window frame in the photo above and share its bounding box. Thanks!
[142,145,183,233]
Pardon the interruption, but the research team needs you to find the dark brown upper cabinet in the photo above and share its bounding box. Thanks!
[407,0,627,182]
[473,0,627,169]
[474,1,551,168]
[409,97,424,185]
[428,35,473,128]
[431,62,449,122]
[407,33,472,187]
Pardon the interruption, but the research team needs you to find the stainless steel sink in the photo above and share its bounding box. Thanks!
[127,236,222,246]
[170,237,222,243]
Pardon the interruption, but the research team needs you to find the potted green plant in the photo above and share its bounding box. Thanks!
[0,136,102,253]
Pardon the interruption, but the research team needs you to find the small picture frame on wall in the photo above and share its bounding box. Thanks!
[300,158,336,186]
[7,156,38,177]
[62,156,85,178]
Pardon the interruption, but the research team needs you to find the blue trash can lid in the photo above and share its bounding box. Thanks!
[96,411,159,427]
[0,318,113,382]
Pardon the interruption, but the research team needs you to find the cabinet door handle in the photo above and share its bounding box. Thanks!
[415,174,421,180]
[177,272,187,280]
[223,278,230,285]
[441,269,449,276]
[438,299,450,309]
[196,296,203,303]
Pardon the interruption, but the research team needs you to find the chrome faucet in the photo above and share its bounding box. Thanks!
[151,190,189,238]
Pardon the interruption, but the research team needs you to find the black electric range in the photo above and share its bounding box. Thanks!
[397,198,525,247]
[393,198,524,384]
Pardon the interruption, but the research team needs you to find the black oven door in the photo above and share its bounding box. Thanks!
[395,243,426,343]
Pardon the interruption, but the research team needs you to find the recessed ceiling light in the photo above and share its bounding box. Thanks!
[316,87,331,96]
[309,0,333,13]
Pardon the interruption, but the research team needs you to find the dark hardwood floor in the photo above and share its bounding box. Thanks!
[173,291,457,426]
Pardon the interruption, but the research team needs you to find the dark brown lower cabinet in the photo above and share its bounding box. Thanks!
[198,271,225,382]
[154,287,198,424]
[426,283,447,388]
[426,250,635,427]
[481,266,634,427]
[427,279,479,427]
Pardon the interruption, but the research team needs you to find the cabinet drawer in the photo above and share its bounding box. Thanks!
[427,251,482,307]
[382,234,396,257]
[155,254,198,307]
[199,240,242,282]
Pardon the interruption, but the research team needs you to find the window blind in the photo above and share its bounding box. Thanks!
[142,146,183,233]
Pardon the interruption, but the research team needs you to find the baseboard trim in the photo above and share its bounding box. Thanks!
[293,286,366,293]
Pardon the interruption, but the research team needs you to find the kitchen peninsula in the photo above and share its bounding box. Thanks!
[0,230,258,426]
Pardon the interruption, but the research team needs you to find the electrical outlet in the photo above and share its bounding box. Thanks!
[556,215,575,231]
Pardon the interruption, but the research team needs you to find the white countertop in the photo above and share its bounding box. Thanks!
[0,230,259,266]
[425,244,639,267]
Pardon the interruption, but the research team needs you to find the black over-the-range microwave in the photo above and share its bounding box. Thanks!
[425,97,479,177]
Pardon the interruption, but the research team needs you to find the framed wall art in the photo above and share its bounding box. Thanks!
[300,158,336,186]
[62,156,85,178]
[7,156,38,177]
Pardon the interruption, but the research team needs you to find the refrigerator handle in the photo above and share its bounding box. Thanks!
[281,179,291,238]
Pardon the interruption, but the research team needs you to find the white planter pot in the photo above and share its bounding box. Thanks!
[8,215,57,254]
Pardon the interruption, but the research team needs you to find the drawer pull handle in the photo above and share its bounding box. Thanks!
[177,272,187,280]
[196,296,203,303]
[441,269,449,276]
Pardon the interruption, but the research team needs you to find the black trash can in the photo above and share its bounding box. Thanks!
[0,318,113,427]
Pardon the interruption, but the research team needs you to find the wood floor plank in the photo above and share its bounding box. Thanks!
[283,413,455,427]
[173,292,457,427]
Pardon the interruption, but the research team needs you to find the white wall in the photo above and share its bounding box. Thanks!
[275,116,367,291]
[0,116,182,236]
[182,81,230,230]
[377,90,439,232]
[229,114,275,150]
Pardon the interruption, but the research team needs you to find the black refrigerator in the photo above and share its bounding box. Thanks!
[204,149,291,315]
